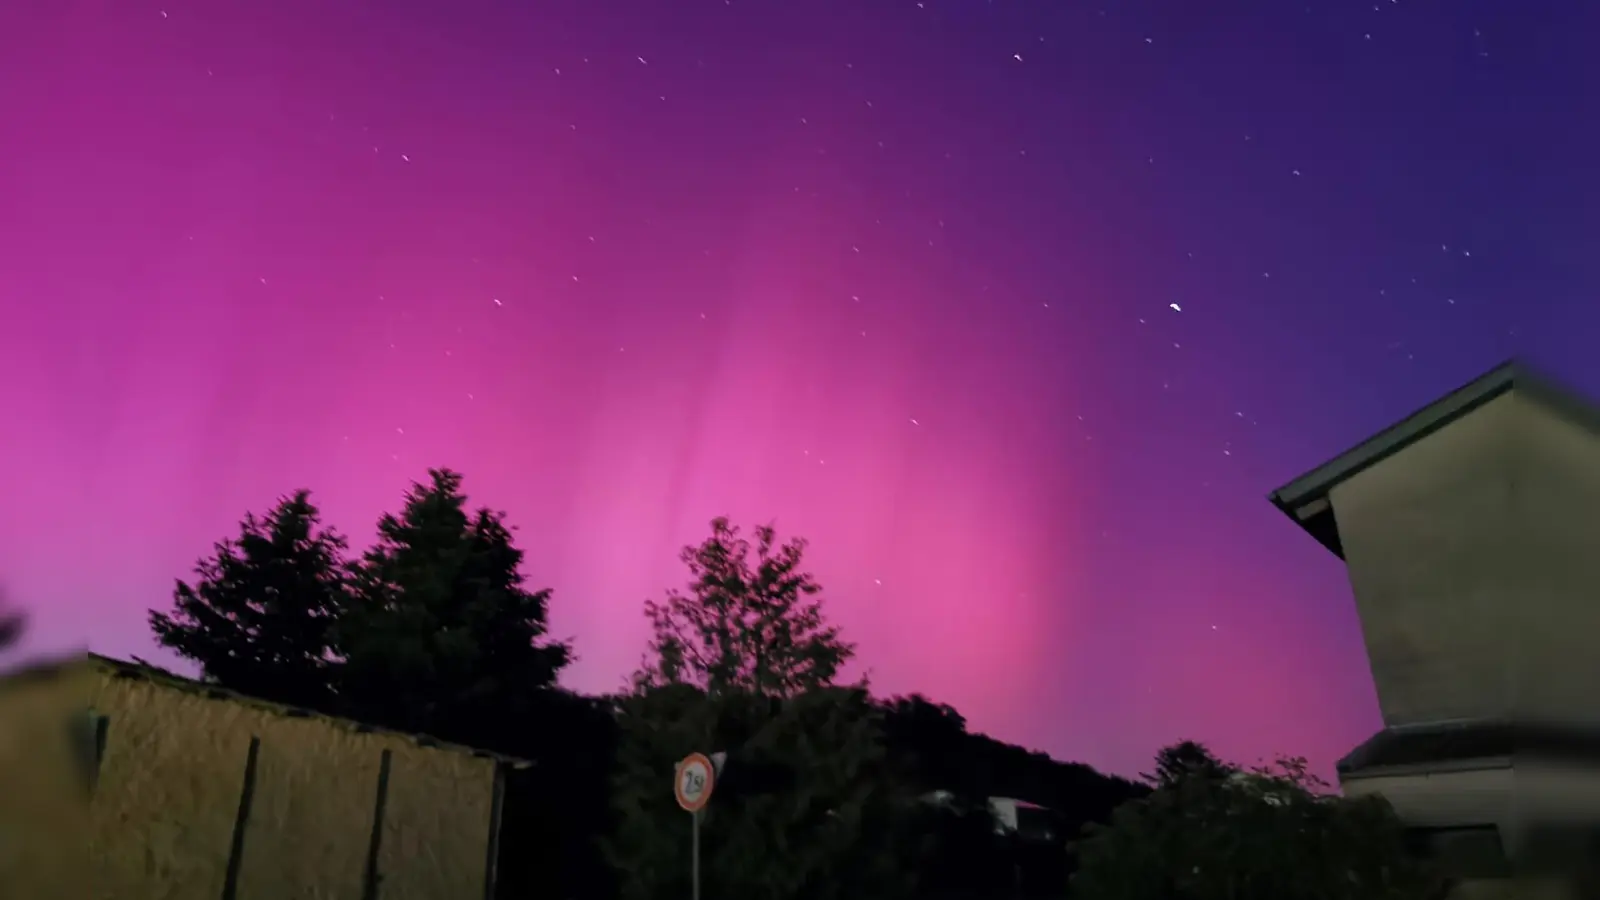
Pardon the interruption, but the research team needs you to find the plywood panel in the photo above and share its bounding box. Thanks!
[4,659,503,900]
[91,673,253,900]
[378,743,495,900]
[233,718,399,899]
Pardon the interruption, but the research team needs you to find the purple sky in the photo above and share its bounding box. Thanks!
[2,0,1595,777]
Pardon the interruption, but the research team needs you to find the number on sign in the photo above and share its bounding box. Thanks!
[675,753,715,811]
[681,769,705,798]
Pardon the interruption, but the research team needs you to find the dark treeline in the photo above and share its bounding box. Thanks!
[144,469,1442,900]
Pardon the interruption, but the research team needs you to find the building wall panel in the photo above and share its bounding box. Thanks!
[1342,767,1513,828]
[1329,392,1600,728]
[1513,407,1600,725]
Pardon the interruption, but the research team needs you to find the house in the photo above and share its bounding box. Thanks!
[1268,361,1600,896]
[0,652,529,900]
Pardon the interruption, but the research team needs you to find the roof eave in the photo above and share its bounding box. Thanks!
[1267,360,1525,559]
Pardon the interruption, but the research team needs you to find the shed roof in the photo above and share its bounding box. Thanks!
[1,651,533,769]
[1267,360,1599,558]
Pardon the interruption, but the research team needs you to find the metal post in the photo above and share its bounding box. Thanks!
[691,809,701,900]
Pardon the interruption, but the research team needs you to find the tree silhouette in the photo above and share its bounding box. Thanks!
[879,695,1007,900]
[608,685,924,900]
[1143,739,1235,789]
[611,519,921,900]
[1073,746,1444,900]
[880,695,984,800]
[146,472,587,900]
[337,468,571,743]
[138,488,1198,900]
[878,694,1150,900]
[148,491,349,710]
[634,517,854,697]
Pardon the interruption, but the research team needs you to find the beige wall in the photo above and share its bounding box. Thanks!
[1510,759,1600,827]
[0,660,499,900]
[1342,765,1514,829]
[1509,404,1600,723]
[1328,392,1600,727]
[1345,761,1600,860]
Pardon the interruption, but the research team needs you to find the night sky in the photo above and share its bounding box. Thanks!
[2,1,1596,778]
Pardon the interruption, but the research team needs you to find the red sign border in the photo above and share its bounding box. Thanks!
[674,752,716,812]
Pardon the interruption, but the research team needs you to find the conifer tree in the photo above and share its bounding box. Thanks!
[149,491,347,710]
[338,468,570,743]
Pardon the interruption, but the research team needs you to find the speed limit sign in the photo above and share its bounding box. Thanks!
[674,752,716,812]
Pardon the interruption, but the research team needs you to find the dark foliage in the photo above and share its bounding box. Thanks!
[1073,746,1446,900]
[614,520,924,900]
[880,694,1149,898]
[144,483,1206,900]
[149,490,348,710]
[635,517,854,698]
[1143,739,1235,789]
[337,469,571,741]
[608,685,926,900]
[146,471,585,898]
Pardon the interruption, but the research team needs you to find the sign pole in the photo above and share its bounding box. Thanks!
[674,752,717,900]
[691,809,701,900]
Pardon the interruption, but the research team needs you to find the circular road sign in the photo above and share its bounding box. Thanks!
[674,752,716,812]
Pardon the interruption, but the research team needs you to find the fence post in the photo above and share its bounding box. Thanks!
[220,736,261,900]
[482,761,507,900]
[361,749,394,900]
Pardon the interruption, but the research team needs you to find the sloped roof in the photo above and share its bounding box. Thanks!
[1,651,532,769]
[1268,360,1600,558]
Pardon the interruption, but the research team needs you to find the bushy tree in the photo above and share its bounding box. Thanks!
[337,468,571,744]
[611,518,922,900]
[880,695,982,797]
[609,685,924,900]
[879,695,1150,900]
[634,517,854,697]
[1072,745,1444,900]
[878,694,1010,900]
[149,491,348,709]
[1143,739,1236,789]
